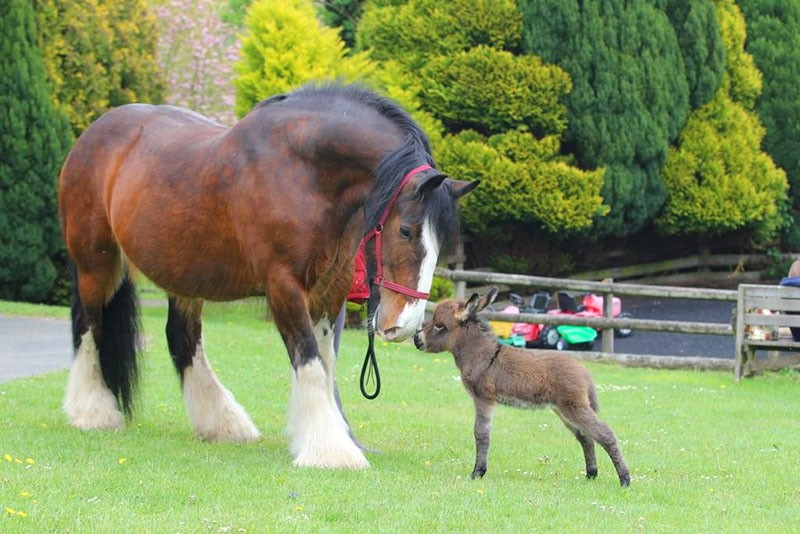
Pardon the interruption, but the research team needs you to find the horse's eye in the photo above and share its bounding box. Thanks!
[433,324,446,334]
[399,226,412,240]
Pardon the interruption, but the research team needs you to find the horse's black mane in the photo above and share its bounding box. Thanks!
[256,82,461,254]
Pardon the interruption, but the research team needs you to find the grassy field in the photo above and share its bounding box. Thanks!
[1,299,799,532]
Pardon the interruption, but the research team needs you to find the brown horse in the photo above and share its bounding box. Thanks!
[58,83,478,469]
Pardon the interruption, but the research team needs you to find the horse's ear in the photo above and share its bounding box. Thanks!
[415,173,447,197]
[448,179,480,199]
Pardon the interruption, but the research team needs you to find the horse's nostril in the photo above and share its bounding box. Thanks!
[382,326,400,341]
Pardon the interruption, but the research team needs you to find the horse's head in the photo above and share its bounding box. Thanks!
[369,169,479,342]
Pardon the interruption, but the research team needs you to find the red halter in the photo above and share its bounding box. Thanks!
[361,164,433,300]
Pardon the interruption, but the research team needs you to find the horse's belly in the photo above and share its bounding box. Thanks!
[132,255,258,301]
[117,215,258,300]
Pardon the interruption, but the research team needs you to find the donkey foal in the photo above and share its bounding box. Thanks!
[414,288,631,486]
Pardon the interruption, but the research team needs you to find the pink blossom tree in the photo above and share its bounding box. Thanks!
[155,0,241,125]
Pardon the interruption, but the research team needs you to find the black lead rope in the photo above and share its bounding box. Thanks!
[360,329,381,399]
[360,261,382,400]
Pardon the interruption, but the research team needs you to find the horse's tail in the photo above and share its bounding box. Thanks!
[100,275,141,416]
[71,265,142,416]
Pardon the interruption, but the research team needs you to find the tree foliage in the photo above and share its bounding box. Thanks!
[738,0,800,217]
[234,0,375,117]
[155,0,240,125]
[34,0,164,136]
[664,0,725,108]
[0,0,72,302]
[317,0,366,50]
[357,0,522,70]
[655,0,787,244]
[440,130,607,236]
[357,0,607,244]
[520,0,691,237]
[420,46,571,137]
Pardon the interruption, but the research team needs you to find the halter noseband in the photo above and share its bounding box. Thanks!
[362,164,433,300]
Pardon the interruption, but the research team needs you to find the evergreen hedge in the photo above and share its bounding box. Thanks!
[0,0,73,302]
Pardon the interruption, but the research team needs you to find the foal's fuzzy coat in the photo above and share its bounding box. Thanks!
[414,288,631,486]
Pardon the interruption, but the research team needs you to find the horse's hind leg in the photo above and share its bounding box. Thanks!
[166,296,259,442]
[64,259,138,430]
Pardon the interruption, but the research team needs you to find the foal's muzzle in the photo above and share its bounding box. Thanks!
[413,332,425,350]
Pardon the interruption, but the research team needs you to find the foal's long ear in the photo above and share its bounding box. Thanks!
[469,287,498,316]
[415,173,447,197]
[447,178,480,199]
[477,287,498,312]
[458,293,481,323]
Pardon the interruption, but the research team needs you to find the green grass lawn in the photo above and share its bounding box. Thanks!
[1,299,799,532]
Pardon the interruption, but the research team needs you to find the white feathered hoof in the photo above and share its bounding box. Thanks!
[63,333,125,430]
[288,359,370,469]
[182,346,261,442]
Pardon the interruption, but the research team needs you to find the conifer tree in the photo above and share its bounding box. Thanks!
[234,0,374,118]
[357,0,608,251]
[520,0,690,237]
[739,0,800,239]
[655,0,788,245]
[0,0,73,301]
[34,0,165,136]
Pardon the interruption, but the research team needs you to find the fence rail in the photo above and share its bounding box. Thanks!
[434,268,738,370]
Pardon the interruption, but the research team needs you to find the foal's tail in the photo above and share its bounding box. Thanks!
[588,383,600,413]
[71,267,142,416]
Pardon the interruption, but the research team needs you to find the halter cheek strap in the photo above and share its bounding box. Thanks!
[360,163,434,400]
[362,164,433,300]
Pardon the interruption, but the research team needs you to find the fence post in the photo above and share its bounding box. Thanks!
[601,278,615,354]
[454,240,466,299]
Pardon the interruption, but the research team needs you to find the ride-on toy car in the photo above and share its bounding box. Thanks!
[553,291,634,338]
[491,292,598,351]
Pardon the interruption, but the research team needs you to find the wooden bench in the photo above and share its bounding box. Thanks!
[734,284,800,381]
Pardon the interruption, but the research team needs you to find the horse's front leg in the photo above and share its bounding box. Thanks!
[269,287,369,469]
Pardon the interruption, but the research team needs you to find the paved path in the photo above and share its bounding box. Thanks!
[0,315,72,383]
[613,296,735,359]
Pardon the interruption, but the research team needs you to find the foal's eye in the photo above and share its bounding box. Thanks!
[399,226,412,240]
[433,324,446,334]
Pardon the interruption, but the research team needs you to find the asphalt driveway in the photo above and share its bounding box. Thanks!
[0,315,72,383]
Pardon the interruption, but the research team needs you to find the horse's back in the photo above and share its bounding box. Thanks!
[58,104,243,296]
[61,104,226,187]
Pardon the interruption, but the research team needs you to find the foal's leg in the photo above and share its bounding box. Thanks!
[554,409,598,479]
[471,397,495,479]
[559,405,630,486]
[167,297,259,442]
[270,285,368,469]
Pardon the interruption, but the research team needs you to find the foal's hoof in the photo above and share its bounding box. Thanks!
[470,467,486,479]
[620,473,631,487]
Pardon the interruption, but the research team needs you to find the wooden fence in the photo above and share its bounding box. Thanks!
[434,268,738,371]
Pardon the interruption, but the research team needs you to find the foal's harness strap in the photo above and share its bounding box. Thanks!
[361,164,433,301]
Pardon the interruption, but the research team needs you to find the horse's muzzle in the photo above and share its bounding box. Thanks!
[379,326,408,342]
[413,333,424,350]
